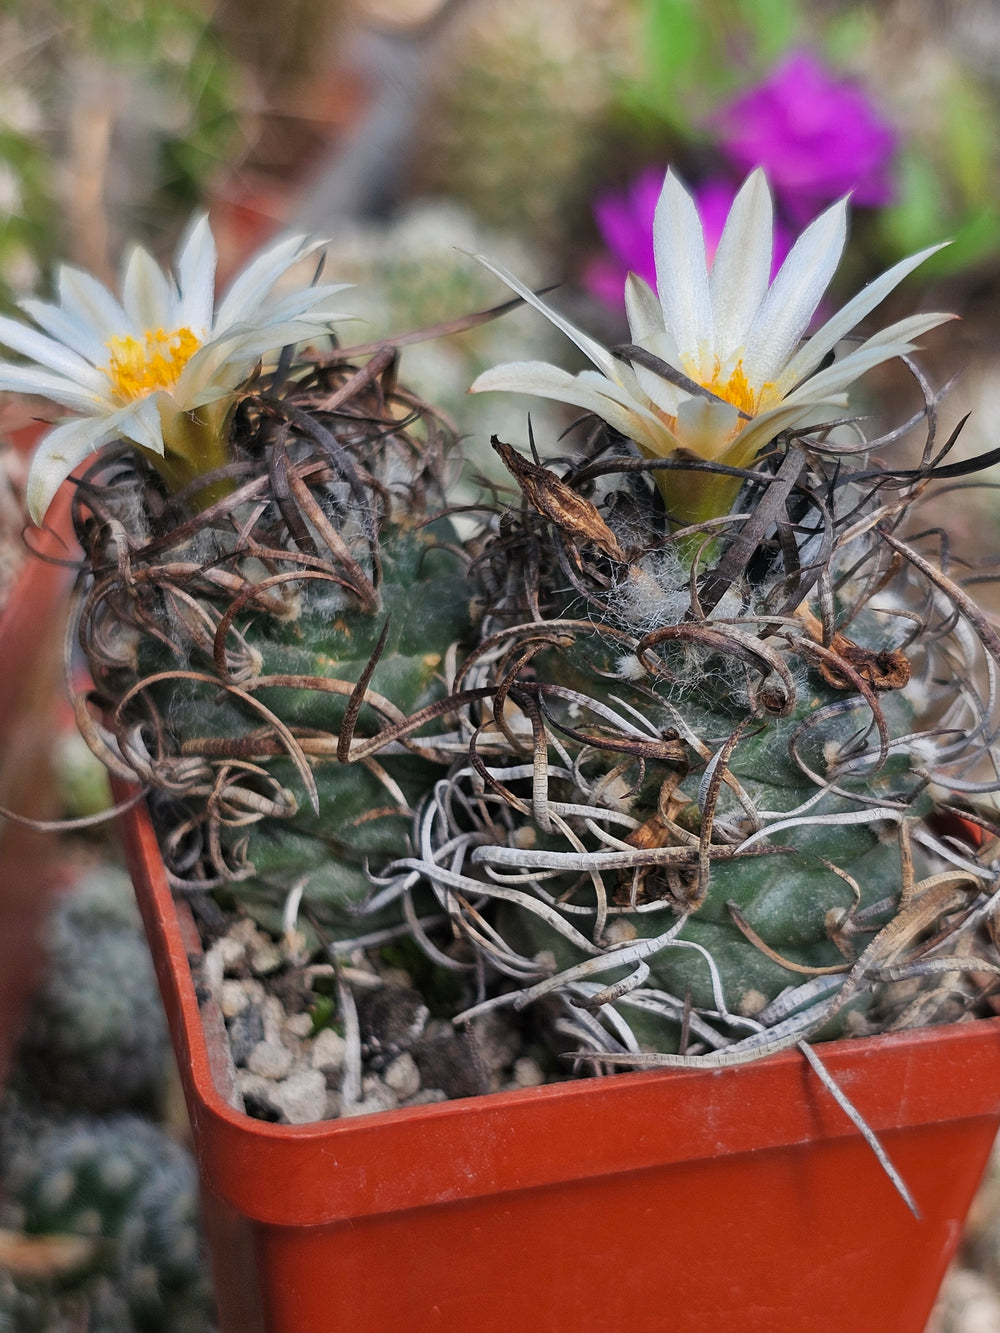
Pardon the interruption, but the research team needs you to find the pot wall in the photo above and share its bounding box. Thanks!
[115,791,1000,1333]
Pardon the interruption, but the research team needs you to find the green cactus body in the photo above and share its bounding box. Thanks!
[78,362,478,939]
[509,653,922,1029]
[127,520,472,933]
[409,436,998,1065]
[492,650,923,1044]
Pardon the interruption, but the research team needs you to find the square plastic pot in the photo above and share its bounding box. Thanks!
[0,478,75,1087]
[115,792,1000,1333]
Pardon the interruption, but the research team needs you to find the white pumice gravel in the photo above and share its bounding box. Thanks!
[228,918,260,946]
[218,980,249,1019]
[247,1040,294,1081]
[198,914,551,1126]
[249,941,284,976]
[383,1053,421,1099]
[929,1267,1000,1333]
[512,1057,545,1088]
[340,1076,398,1119]
[260,996,286,1046]
[310,1028,347,1074]
[267,1070,329,1125]
[200,942,228,994]
[236,1071,274,1104]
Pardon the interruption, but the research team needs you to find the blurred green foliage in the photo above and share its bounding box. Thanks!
[0,0,240,310]
[883,76,1000,276]
[0,104,54,313]
[616,0,1000,278]
[620,0,804,128]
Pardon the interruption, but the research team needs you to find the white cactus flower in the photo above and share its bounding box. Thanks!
[470,168,953,530]
[0,214,349,523]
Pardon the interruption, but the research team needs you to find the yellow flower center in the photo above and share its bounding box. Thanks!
[677,354,781,420]
[102,327,201,403]
[704,359,759,416]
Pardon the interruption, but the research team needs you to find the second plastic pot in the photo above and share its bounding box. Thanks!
[0,477,75,1087]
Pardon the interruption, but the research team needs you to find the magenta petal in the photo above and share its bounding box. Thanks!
[586,166,664,306]
[581,255,629,309]
[713,50,897,220]
[591,166,662,291]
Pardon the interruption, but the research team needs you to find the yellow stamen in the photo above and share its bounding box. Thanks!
[102,327,201,402]
[676,354,781,420]
[705,359,758,415]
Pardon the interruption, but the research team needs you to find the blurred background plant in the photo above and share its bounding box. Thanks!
[5,1,1000,326]
[0,0,240,304]
[597,0,1000,293]
[0,864,213,1330]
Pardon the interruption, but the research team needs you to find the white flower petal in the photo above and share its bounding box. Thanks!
[57,265,131,340]
[709,169,773,359]
[574,367,676,433]
[468,252,624,383]
[471,360,676,456]
[624,274,665,342]
[176,318,335,398]
[852,309,955,354]
[261,282,352,324]
[674,396,740,461]
[214,233,326,332]
[182,382,238,411]
[780,338,937,411]
[718,400,846,470]
[0,314,105,388]
[778,243,951,391]
[216,317,335,356]
[26,416,113,523]
[116,394,167,453]
[653,170,713,361]
[175,212,217,334]
[122,244,175,332]
[19,298,108,365]
[627,331,684,417]
[0,362,107,412]
[742,196,848,386]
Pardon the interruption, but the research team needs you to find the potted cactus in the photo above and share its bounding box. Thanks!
[4,171,1000,1331]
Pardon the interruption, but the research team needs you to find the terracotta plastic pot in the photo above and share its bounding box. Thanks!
[114,791,1000,1333]
[0,478,75,1087]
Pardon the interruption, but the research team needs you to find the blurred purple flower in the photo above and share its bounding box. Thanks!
[585,166,662,306]
[585,169,790,309]
[713,51,897,224]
